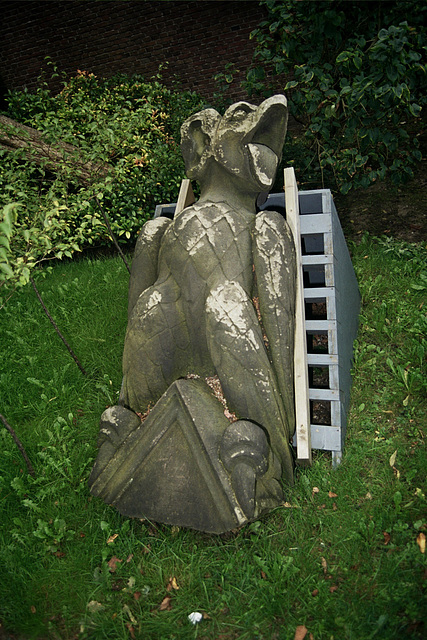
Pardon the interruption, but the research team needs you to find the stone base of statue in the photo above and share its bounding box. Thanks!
[89,378,284,534]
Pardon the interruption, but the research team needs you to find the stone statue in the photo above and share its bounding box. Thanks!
[89,95,297,533]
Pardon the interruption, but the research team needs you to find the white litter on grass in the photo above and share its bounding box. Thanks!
[188,611,203,624]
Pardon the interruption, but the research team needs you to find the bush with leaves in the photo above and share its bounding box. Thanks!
[244,0,427,193]
[1,66,206,249]
[0,200,81,289]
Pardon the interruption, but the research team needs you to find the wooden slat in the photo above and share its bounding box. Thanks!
[176,178,195,215]
[284,167,312,465]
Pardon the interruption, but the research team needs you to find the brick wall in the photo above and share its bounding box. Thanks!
[0,0,266,103]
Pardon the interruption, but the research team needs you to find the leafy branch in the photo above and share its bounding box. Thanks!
[244,0,427,193]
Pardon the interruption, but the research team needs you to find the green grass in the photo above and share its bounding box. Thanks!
[0,236,426,640]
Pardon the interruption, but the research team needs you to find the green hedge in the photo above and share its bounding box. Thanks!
[2,69,207,239]
[244,0,427,193]
[0,68,207,294]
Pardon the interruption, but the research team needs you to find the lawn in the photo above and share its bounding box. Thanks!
[0,233,426,640]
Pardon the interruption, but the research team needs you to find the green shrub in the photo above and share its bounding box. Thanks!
[0,67,206,301]
[1,66,206,247]
[244,0,427,193]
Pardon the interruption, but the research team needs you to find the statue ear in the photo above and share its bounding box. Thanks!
[180,109,221,179]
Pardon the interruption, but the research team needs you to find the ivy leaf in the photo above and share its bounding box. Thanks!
[285,80,299,90]
[409,103,421,117]
[336,51,350,63]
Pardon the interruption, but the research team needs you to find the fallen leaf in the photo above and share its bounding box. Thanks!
[389,450,397,467]
[126,554,134,563]
[125,623,136,640]
[312,487,320,494]
[321,557,327,574]
[107,533,119,544]
[260,570,267,580]
[166,576,179,591]
[329,585,339,593]
[123,604,137,624]
[87,600,104,613]
[383,531,391,545]
[134,592,141,600]
[30,606,36,614]
[107,556,122,572]
[159,595,172,611]
[311,589,319,597]
[332,502,337,511]
[294,625,308,640]
[365,492,373,500]
[417,532,426,554]
[328,491,338,498]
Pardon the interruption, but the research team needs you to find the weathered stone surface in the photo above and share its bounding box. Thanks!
[90,95,296,532]
[89,379,281,533]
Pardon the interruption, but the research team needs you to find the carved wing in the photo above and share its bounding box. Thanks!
[252,210,297,433]
[127,217,172,319]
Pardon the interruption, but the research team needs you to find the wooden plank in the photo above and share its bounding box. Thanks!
[284,167,312,465]
[176,178,195,215]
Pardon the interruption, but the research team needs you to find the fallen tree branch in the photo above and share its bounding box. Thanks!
[0,413,35,476]
[30,277,88,375]
[0,115,112,185]
[94,196,131,274]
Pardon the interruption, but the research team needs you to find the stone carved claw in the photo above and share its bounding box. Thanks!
[89,95,296,533]
[220,421,269,519]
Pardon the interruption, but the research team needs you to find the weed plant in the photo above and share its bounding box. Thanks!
[0,235,426,639]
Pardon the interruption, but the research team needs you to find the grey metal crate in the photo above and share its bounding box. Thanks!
[261,189,360,464]
[154,184,360,464]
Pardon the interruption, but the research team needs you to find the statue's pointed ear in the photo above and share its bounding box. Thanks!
[180,109,221,179]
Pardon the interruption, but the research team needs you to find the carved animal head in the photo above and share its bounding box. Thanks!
[180,95,288,193]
